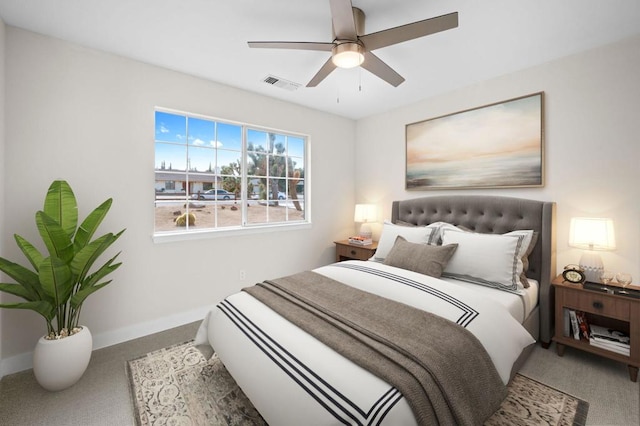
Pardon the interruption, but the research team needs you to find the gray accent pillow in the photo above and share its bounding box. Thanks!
[383,236,458,278]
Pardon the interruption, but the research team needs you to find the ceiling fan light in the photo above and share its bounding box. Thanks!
[332,43,364,69]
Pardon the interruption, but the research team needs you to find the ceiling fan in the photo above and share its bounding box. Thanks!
[248,0,458,87]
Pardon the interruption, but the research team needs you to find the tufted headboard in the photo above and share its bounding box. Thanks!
[391,195,557,346]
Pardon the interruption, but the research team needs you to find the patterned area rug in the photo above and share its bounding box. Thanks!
[127,341,588,426]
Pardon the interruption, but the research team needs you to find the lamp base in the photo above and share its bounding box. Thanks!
[579,251,604,283]
[359,223,372,239]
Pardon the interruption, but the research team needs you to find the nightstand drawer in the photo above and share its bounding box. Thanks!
[563,289,630,321]
[336,244,373,260]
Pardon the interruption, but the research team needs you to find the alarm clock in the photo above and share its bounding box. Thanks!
[562,264,586,284]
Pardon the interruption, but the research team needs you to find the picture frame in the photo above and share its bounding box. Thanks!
[405,92,544,190]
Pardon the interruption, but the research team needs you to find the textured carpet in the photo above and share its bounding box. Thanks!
[127,341,588,426]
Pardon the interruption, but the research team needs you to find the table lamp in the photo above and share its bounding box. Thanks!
[354,204,376,239]
[568,217,616,282]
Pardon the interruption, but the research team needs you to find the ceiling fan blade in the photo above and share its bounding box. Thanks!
[330,0,357,39]
[248,41,334,52]
[361,52,405,87]
[306,57,337,87]
[359,12,458,51]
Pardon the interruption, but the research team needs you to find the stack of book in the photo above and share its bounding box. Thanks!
[564,309,631,356]
[348,236,372,246]
[589,324,630,356]
[566,309,590,340]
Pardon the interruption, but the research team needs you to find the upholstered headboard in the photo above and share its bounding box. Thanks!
[391,195,557,345]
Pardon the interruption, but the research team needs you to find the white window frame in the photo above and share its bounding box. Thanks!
[153,108,311,243]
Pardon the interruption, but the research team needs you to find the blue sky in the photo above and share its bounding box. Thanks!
[155,111,305,172]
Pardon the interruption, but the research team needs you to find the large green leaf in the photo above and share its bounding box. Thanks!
[43,180,78,238]
[39,257,73,307]
[36,211,75,264]
[14,234,44,273]
[0,257,41,300]
[0,283,35,301]
[79,253,122,291]
[74,198,113,252]
[0,300,55,321]
[70,281,110,309]
[70,230,124,283]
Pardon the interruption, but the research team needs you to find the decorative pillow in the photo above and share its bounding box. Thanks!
[441,229,531,292]
[383,236,458,278]
[373,221,434,261]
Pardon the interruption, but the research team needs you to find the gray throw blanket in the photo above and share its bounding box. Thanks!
[243,270,507,426]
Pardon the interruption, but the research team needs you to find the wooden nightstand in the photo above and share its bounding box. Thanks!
[334,240,378,262]
[552,275,640,382]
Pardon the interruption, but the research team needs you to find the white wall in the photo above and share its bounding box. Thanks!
[3,25,639,378]
[1,27,356,375]
[0,17,6,370]
[356,34,640,281]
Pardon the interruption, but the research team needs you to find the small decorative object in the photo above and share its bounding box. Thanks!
[568,217,616,282]
[600,270,615,290]
[616,273,633,294]
[562,264,586,284]
[405,92,544,190]
[0,180,125,391]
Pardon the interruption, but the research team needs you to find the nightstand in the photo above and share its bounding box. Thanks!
[551,275,640,382]
[334,240,378,262]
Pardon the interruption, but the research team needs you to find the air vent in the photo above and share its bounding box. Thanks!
[262,75,301,91]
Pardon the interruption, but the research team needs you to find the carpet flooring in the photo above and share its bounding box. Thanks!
[127,340,589,426]
[1,321,637,425]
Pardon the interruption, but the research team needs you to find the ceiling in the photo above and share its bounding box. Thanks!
[1,0,639,120]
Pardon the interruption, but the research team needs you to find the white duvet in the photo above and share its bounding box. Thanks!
[195,261,535,425]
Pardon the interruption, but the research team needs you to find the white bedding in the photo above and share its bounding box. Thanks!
[440,277,539,323]
[195,261,536,425]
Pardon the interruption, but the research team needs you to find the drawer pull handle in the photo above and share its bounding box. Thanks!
[593,301,604,309]
[350,250,357,256]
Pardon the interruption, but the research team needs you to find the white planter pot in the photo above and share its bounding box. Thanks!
[33,326,93,391]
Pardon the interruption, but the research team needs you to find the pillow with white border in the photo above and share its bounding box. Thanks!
[372,220,434,261]
[441,229,529,292]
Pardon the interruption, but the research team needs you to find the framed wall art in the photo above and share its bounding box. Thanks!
[405,92,544,190]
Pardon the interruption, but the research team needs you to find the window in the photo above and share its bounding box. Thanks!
[154,109,308,238]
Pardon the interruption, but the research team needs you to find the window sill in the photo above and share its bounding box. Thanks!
[152,221,312,244]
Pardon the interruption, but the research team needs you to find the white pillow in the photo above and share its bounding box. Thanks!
[441,229,532,292]
[426,221,465,245]
[373,221,434,261]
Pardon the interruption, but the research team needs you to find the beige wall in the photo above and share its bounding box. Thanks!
[1,27,356,375]
[356,34,640,281]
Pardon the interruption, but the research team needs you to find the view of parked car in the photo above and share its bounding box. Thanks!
[191,189,236,200]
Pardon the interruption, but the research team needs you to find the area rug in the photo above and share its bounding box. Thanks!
[127,341,588,426]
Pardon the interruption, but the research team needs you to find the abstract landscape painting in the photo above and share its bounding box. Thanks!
[406,93,544,190]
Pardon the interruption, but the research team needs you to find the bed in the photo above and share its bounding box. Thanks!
[195,195,557,425]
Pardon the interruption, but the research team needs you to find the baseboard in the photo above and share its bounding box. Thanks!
[0,305,212,379]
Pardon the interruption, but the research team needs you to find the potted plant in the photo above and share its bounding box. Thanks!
[0,180,125,391]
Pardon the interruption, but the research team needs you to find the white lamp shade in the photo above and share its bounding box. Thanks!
[568,217,616,251]
[354,204,376,223]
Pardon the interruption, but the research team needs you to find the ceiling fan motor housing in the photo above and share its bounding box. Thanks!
[332,42,364,68]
